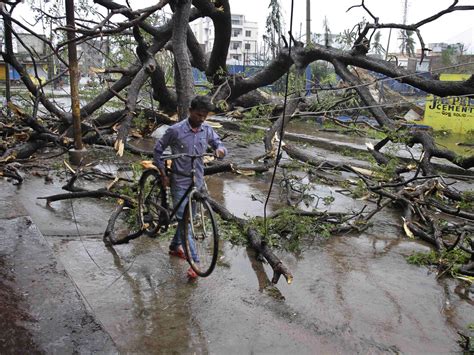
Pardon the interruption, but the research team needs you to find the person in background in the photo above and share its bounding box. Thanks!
[153,96,227,278]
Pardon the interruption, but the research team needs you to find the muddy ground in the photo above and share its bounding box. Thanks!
[1,128,473,354]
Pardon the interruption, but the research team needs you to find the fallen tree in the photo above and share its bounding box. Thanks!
[2,0,474,283]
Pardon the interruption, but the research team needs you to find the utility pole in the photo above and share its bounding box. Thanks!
[385,28,392,60]
[48,20,54,83]
[402,0,408,25]
[306,0,311,45]
[65,0,87,165]
[3,4,13,115]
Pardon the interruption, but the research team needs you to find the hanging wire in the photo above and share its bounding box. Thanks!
[203,60,474,120]
[214,91,474,124]
[263,0,296,238]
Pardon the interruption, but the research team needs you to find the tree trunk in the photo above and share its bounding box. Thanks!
[172,0,194,120]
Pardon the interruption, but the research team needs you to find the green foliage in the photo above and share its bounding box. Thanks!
[132,110,147,132]
[248,208,333,252]
[406,250,438,266]
[238,104,273,144]
[283,159,308,172]
[217,217,247,245]
[240,129,265,145]
[385,129,413,145]
[271,67,306,94]
[459,191,474,210]
[441,45,456,66]
[340,148,374,162]
[323,195,335,206]
[306,91,360,114]
[242,104,274,121]
[288,71,306,93]
[372,156,400,181]
[337,29,357,50]
[406,249,471,274]
[310,61,337,85]
[108,33,137,68]
[352,179,369,198]
[118,161,145,230]
[216,100,229,112]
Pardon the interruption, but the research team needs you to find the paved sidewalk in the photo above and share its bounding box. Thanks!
[211,117,474,176]
[0,180,117,354]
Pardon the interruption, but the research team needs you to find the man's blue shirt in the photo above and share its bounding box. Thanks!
[153,119,227,189]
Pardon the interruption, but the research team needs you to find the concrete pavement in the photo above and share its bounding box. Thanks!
[0,180,117,354]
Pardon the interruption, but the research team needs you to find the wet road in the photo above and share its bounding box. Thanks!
[2,166,473,354]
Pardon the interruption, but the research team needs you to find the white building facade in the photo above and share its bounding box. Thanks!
[191,14,259,66]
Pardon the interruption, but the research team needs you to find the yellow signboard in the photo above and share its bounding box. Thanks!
[423,74,474,134]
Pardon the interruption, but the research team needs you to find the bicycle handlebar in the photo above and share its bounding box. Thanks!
[160,152,215,161]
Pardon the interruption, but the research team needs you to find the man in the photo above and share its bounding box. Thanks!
[153,96,227,278]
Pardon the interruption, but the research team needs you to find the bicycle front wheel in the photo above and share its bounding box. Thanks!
[138,169,167,236]
[183,193,219,277]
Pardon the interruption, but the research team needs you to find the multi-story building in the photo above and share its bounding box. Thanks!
[77,38,109,73]
[0,33,48,83]
[16,33,47,56]
[426,42,465,56]
[191,16,214,54]
[191,14,259,66]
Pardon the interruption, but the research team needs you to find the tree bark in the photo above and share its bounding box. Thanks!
[172,0,194,120]
[294,44,474,97]
[206,195,293,284]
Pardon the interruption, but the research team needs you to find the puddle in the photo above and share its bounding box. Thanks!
[3,148,473,353]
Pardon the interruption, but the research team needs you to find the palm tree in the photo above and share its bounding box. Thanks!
[337,29,356,50]
[265,0,284,59]
[323,16,332,47]
[399,30,415,57]
[372,31,385,56]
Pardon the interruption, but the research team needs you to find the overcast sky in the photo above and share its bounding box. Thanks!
[228,0,474,52]
[11,0,474,53]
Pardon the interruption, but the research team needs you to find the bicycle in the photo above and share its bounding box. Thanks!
[137,153,219,277]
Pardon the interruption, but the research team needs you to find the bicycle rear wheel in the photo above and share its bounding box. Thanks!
[138,169,168,236]
[183,193,219,277]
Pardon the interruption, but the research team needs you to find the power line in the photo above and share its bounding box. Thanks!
[219,92,474,124]
[263,0,296,238]
[204,60,474,119]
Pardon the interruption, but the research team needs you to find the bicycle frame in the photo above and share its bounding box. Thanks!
[160,154,208,227]
[139,152,219,276]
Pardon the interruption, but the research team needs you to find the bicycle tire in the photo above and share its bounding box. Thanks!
[138,169,168,236]
[183,193,219,277]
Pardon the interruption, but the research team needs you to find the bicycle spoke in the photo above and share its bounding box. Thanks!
[183,197,218,277]
[138,169,166,236]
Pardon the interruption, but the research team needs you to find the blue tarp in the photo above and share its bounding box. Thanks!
[9,68,21,80]
[193,65,264,85]
[370,71,431,96]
